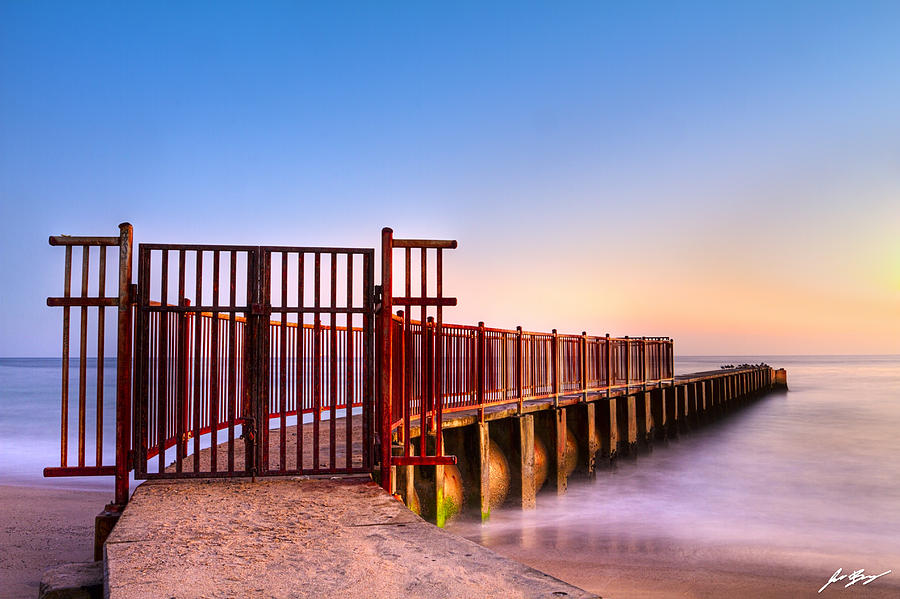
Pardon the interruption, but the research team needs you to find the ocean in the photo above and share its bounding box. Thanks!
[0,358,118,490]
[447,355,900,595]
[2,356,899,593]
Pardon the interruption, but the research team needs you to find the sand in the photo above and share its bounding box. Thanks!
[0,484,109,599]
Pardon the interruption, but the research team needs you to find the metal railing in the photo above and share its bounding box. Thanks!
[140,310,367,467]
[388,313,674,431]
[44,223,133,505]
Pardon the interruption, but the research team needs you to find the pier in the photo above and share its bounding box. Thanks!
[41,224,786,597]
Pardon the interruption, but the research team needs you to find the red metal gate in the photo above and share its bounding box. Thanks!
[133,244,374,479]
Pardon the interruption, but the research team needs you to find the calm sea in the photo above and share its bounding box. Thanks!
[0,358,118,490]
[447,355,900,589]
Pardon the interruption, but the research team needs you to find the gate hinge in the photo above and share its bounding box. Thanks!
[251,303,265,315]
[129,283,138,305]
[373,285,383,310]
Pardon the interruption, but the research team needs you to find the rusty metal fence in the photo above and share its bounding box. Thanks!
[44,224,133,504]
[387,317,674,428]
[44,223,673,503]
[133,244,375,479]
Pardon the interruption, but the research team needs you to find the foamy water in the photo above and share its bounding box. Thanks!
[448,356,900,582]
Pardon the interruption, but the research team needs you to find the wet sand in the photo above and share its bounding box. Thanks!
[449,518,900,598]
[485,546,899,598]
[0,484,109,599]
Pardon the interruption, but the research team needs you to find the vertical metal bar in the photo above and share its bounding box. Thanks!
[403,247,411,458]
[625,336,631,393]
[243,248,257,478]
[296,253,304,473]
[60,245,72,468]
[345,253,354,469]
[280,252,288,472]
[210,251,221,473]
[419,248,428,446]
[259,249,272,474]
[192,251,203,473]
[313,252,321,472]
[606,333,612,398]
[477,322,485,422]
[551,329,559,407]
[95,246,106,466]
[77,245,89,467]
[516,326,523,413]
[228,251,237,475]
[157,249,169,475]
[435,248,443,457]
[379,228,393,490]
[642,337,648,390]
[400,311,410,458]
[363,251,373,470]
[131,249,142,473]
[330,254,337,471]
[175,253,187,473]
[175,302,187,475]
[114,223,133,504]
[581,331,588,400]
[425,317,434,440]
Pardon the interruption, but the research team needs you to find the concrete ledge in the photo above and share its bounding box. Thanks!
[39,561,102,599]
[105,478,596,599]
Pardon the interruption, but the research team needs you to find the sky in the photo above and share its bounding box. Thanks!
[0,1,898,356]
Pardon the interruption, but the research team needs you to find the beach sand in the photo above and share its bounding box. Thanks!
[0,484,109,599]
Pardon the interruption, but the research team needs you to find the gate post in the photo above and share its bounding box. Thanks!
[114,223,133,507]
[379,228,394,491]
[551,329,559,407]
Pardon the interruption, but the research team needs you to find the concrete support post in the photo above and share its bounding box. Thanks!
[676,385,689,432]
[665,386,678,436]
[638,391,653,442]
[518,415,536,509]
[617,394,637,453]
[477,421,491,521]
[688,383,698,425]
[600,398,618,459]
[434,465,447,528]
[651,388,667,440]
[401,445,415,508]
[584,402,599,476]
[683,384,693,423]
[554,408,567,495]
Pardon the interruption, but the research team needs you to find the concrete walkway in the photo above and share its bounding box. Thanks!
[105,477,596,599]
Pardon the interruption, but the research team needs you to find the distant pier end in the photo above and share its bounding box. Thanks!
[774,368,788,389]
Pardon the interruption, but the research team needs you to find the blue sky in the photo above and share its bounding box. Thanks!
[1,1,899,355]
